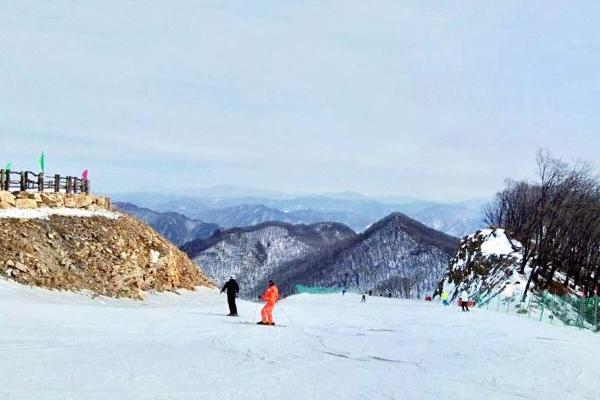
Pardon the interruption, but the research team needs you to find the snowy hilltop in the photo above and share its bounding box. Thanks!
[439,228,600,330]
[439,228,528,302]
[275,213,458,298]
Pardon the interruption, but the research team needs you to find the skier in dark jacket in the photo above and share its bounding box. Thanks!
[221,276,239,316]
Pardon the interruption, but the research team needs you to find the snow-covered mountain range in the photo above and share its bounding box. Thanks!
[274,213,459,298]
[113,190,487,237]
[195,204,301,229]
[182,221,357,296]
[183,213,458,298]
[114,202,219,246]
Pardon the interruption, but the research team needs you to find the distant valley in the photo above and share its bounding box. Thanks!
[113,189,486,237]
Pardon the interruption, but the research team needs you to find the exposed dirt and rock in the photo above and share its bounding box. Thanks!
[0,191,111,210]
[0,213,214,298]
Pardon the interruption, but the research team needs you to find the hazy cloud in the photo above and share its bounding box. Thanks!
[1,0,598,200]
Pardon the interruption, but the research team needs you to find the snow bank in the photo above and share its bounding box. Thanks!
[480,229,517,256]
[441,228,526,302]
[0,207,121,220]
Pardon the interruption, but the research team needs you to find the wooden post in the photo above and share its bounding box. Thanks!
[594,295,598,330]
[0,169,4,191]
[83,179,90,194]
[579,297,584,330]
[66,176,72,194]
[38,173,44,192]
[3,170,9,191]
[20,172,27,192]
[539,291,546,322]
[54,174,60,193]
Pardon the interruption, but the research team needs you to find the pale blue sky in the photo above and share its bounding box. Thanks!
[1,1,598,201]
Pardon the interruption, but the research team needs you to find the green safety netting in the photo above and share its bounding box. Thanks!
[474,291,600,332]
[294,285,344,294]
[537,292,600,329]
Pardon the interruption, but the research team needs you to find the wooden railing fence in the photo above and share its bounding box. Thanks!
[0,170,90,194]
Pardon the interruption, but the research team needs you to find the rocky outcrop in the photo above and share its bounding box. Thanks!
[0,191,111,210]
[0,191,16,208]
[15,198,38,209]
[438,228,527,301]
[0,213,214,298]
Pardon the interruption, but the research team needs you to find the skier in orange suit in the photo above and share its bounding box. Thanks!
[257,280,279,325]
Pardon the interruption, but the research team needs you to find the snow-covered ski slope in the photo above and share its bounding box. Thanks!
[1,280,598,400]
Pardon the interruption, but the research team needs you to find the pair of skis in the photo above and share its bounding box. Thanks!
[237,321,287,328]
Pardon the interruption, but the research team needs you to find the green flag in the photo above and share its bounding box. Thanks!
[39,152,45,173]
[4,162,12,170]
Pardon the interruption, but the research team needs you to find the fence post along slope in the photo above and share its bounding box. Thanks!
[0,170,90,194]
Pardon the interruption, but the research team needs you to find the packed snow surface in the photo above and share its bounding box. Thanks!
[0,207,120,219]
[479,228,517,257]
[1,280,599,400]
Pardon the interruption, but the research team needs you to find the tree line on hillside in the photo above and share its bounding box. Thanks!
[484,151,600,300]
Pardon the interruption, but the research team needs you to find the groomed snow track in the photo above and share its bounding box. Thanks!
[1,280,598,400]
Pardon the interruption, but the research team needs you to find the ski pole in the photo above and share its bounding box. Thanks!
[252,301,260,322]
[278,303,294,325]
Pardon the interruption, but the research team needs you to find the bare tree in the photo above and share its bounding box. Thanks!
[485,151,600,300]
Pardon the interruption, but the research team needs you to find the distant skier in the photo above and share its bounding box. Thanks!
[220,276,239,316]
[441,290,449,306]
[342,289,346,296]
[361,292,367,303]
[257,280,279,325]
[459,290,470,312]
[388,293,392,298]
[368,290,372,296]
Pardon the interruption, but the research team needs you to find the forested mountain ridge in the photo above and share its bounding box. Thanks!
[182,221,357,296]
[184,213,459,298]
[114,202,219,246]
[272,213,459,298]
